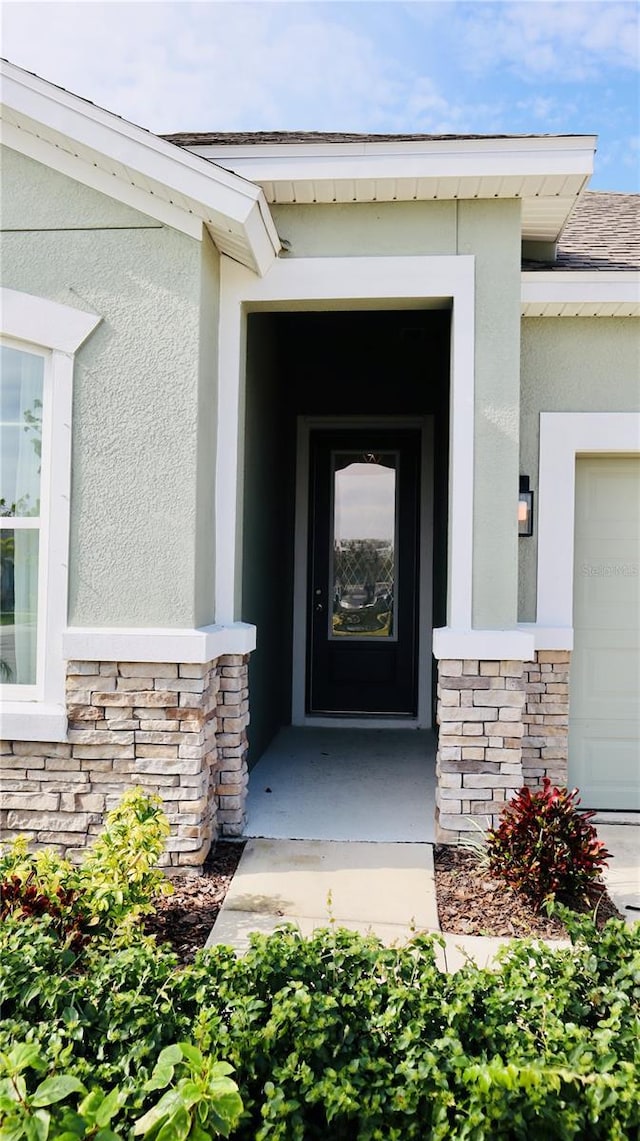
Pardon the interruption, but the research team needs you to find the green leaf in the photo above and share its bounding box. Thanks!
[156,1106,191,1141]
[94,1087,124,1128]
[32,1076,86,1108]
[4,1044,44,1075]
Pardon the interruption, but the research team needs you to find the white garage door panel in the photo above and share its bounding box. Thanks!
[569,457,640,811]
[571,731,640,809]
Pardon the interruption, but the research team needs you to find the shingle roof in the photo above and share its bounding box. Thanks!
[162,130,588,146]
[526,191,639,271]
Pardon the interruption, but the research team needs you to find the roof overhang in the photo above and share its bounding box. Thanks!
[0,60,280,275]
[521,271,640,316]
[183,135,597,243]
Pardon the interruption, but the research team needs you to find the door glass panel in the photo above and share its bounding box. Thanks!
[331,452,397,639]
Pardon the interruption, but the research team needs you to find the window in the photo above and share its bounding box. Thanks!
[1,343,47,694]
[0,289,100,740]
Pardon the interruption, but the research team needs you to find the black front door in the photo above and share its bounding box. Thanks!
[307,428,421,716]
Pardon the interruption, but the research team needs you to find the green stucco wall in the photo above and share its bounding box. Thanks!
[519,316,640,621]
[271,201,457,257]
[272,198,523,630]
[1,146,218,629]
[458,199,522,629]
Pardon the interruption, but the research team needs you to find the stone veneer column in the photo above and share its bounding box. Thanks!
[0,653,251,872]
[522,651,570,790]
[435,658,525,842]
[214,654,250,838]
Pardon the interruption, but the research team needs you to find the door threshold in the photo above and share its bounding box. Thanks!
[293,715,428,730]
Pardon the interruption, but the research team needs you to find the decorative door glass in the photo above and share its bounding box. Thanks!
[330,452,397,639]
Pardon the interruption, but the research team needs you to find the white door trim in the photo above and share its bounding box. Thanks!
[291,416,433,728]
[537,412,640,628]
[216,254,475,632]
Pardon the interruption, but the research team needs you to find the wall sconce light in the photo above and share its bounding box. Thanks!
[519,476,534,537]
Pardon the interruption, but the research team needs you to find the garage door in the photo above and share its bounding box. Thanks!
[569,457,640,810]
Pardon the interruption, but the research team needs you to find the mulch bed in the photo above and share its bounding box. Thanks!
[144,839,623,964]
[434,845,622,939]
[144,841,245,964]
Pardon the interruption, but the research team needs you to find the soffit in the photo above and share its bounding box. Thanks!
[0,61,280,275]
[176,135,596,242]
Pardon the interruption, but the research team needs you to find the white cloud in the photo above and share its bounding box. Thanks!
[455,1,639,81]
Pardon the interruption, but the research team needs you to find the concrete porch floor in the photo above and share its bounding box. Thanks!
[244,726,436,843]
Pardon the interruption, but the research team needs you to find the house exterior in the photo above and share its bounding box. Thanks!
[1,59,638,870]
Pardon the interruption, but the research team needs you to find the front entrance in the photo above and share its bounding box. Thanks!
[306,427,421,716]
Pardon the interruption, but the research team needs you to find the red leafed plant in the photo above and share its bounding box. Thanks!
[486,779,612,911]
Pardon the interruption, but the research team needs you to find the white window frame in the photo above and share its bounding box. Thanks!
[1,288,100,741]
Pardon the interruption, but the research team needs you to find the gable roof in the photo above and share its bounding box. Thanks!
[165,129,598,244]
[0,60,280,275]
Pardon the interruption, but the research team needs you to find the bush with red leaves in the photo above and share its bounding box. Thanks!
[486,779,611,911]
[0,872,90,951]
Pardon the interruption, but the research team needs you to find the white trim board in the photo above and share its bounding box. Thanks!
[62,622,257,664]
[522,271,640,317]
[537,412,640,629]
[216,254,475,634]
[433,628,536,661]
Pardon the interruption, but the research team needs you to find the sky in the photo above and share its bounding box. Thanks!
[2,0,639,191]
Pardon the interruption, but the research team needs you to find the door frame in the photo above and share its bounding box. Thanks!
[292,415,434,728]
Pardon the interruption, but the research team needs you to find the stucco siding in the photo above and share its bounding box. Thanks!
[194,230,220,628]
[458,200,522,629]
[271,201,457,257]
[2,146,213,629]
[1,146,160,230]
[519,316,640,620]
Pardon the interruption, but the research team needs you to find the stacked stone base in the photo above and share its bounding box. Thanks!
[522,651,570,789]
[0,654,250,872]
[436,651,571,843]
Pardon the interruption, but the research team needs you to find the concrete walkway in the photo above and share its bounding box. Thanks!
[206,838,573,972]
[597,822,640,925]
[244,727,436,843]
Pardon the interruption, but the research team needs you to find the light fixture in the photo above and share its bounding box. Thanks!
[518,476,534,537]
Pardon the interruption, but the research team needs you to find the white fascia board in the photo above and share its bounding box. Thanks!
[1,287,100,352]
[1,61,280,268]
[188,135,596,187]
[432,628,536,661]
[62,622,257,664]
[522,271,640,310]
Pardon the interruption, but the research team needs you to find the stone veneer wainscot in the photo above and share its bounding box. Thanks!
[0,655,250,872]
[435,651,571,843]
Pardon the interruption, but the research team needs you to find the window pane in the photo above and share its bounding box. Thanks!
[0,529,39,685]
[1,346,44,518]
[332,453,396,638]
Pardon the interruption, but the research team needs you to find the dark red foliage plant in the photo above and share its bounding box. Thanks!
[485,779,612,911]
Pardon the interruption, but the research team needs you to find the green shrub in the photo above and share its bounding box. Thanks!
[0,790,171,943]
[485,779,611,910]
[1,913,638,1140]
[1,789,638,1139]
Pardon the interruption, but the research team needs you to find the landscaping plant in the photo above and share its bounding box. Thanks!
[485,779,611,910]
[0,789,171,943]
[1,790,638,1139]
